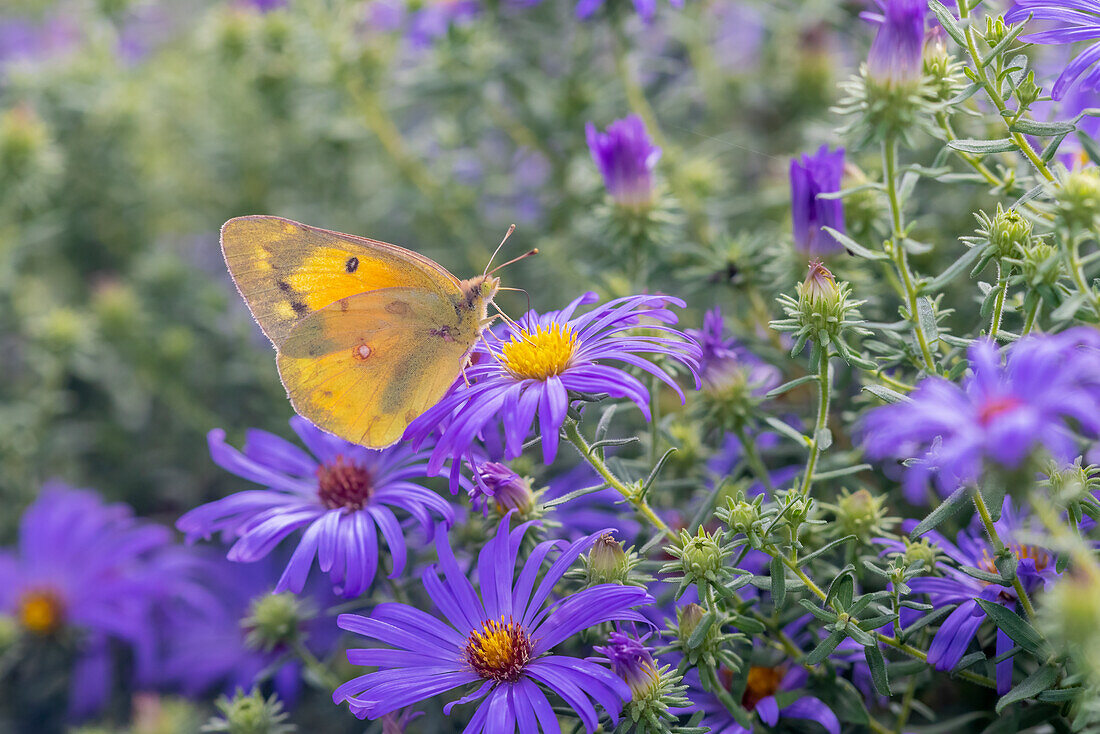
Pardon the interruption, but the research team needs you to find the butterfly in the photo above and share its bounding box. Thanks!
[221,215,531,448]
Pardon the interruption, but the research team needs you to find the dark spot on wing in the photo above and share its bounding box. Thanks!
[277,280,292,293]
[346,256,359,273]
[291,300,309,316]
[339,298,349,312]
[385,300,410,315]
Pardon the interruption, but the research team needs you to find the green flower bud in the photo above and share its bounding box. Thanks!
[771,261,872,369]
[830,488,895,543]
[901,537,939,571]
[1056,168,1100,229]
[202,688,295,734]
[984,205,1034,259]
[243,592,311,653]
[725,499,761,536]
[1017,241,1063,288]
[587,533,629,585]
[1039,575,1100,683]
[661,527,734,597]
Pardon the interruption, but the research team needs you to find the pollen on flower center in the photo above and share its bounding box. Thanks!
[499,324,577,380]
[979,544,1050,577]
[18,589,65,636]
[741,666,783,711]
[317,455,374,511]
[463,616,533,683]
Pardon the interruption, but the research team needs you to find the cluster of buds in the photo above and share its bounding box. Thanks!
[771,261,873,370]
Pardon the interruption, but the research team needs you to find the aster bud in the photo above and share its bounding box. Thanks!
[828,488,896,543]
[471,462,539,519]
[1013,240,1063,290]
[596,633,693,732]
[202,688,295,734]
[662,527,730,596]
[587,533,629,584]
[866,0,926,89]
[980,205,1034,260]
[771,261,872,369]
[586,115,661,212]
[900,537,939,571]
[1038,575,1100,683]
[666,603,742,670]
[1055,168,1100,229]
[243,592,311,653]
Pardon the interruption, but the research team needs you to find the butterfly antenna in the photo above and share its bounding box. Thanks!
[491,303,539,347]
[498,286,533,314]
[483,224,517,276]
[488,248,538,276]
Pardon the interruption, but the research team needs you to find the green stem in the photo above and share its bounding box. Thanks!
[972,489,1038,622]
[293,639,341,691]
[883,139,938,372]
[955,0,1055,182]
[1061,231,1100,315]
[989,262,1009,339]
[1022,297,1041,335]
[734,425,774,493]
[563,419,677,543]
[798,351,831,496]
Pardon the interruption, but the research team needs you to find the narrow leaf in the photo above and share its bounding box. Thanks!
[911,486,970,538]
[996,666,1060,713]
[865,645,891,697]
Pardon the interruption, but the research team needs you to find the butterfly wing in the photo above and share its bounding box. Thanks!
[221,215,462,346]
[276,287,480,448]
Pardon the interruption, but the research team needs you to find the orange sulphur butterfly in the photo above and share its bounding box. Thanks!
[221,215,523,449]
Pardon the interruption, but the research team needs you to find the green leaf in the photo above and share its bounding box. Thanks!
[686,611,716,649]
[922,245,984,293]
[861,385,911,404]
[1010,118,1076,136]
[911,486,971,538]
[812,464,873,481]
[542,483,610,509]
[929,0,967,46]
[765,375,818,399]
[917,297,939,346]
[770,556,787,610]
[996,666,1060,713]
[763,416,811,447]
[974,599,1045,654]
[864,645,891,697]
[821,226,888,261]
[948,138,1017,154]
[804,629,847,665]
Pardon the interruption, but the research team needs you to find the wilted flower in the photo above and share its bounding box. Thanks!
[864,0,927,87]
[790,146,847,256]
[408,292,700,470]
[334,515,653,730]
[586,115,662,210]
[177,417,453,597]
[0,484,172,719]
[863,330,1100,501]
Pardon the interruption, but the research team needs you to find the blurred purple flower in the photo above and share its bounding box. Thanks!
[1006,1,1100,101]
[684,662,840,734]
[879,498,1056,693]
[862,329,1100,502]
[177,417,453,598]
[689,307,781,393]
[156,551,338,704]
[0,484,171,719]
[333,515,653,728]
[586,115,662,209]
[864,0,927,86]
[0,15,80,66]
[407,292,700,471]
[790,146,847,257]
[574,0,684,23]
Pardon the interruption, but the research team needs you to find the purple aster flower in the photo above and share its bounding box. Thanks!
[684,663,840,734]
[177,416,454,598]
[156,551,339,705]
[407,0,480,48]
[333,515,654,730]
[470,461,537,516]
[1006,1,1100,101]
[586,116,662,210]
[407,292,700,471]
[862,329,1100,502]
[790,146,847,257]
[0,15,80,66]
[879,498,1057,693]
[689,307,781,393]
[864,0,927,86]
[574,0,684,23]
[594,632,662,700]
[0,484,172,719]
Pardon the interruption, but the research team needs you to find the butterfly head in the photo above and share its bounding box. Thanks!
[460,274,501,309]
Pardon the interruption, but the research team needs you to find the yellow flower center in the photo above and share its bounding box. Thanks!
[464,616,532,683]
[979,544,1050,577]
[741,665,783,711]
[18,589,64,636]
[499,324,577,380]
